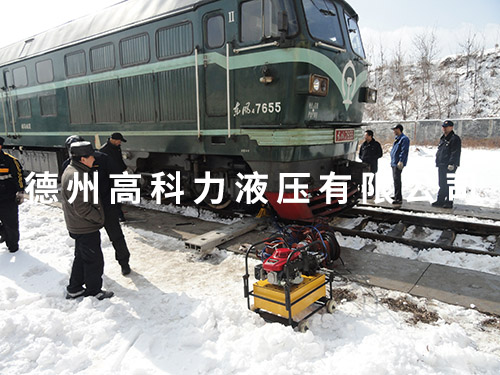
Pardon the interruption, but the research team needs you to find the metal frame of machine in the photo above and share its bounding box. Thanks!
[243,235,336,331]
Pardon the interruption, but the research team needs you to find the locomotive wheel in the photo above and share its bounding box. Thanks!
[297,320,309,333]
[206,198,233,210]
[326,299,336,314]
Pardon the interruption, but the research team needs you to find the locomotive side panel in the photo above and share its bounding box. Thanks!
[0,0,374,219]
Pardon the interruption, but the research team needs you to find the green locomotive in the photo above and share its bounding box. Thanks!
[0,0,375,220]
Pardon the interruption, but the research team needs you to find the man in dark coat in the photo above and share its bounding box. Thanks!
[389,124,410,205]
[432,120,461,208]
[100,133,128,220]
[359,130,383,197]
[100,132,127,174]
[63,136,132,276]
[61,141,113,300]
[0,136,25,253]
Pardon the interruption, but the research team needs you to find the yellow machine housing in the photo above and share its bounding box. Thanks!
[253,274,326,318]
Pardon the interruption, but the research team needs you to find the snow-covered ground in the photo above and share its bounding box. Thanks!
[1,148,500,374]
[338,146,500,276]
[370,146,500,209]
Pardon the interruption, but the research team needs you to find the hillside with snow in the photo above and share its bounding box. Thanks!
[365,48,500,121]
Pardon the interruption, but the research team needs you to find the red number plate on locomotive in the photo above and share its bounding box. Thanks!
[334,129,355,143]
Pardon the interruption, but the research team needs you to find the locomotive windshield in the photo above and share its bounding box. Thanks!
[344,13,366,58]
[240,0,298,43]
[302,0,344,47]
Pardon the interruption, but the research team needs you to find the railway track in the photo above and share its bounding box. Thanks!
[136,197,500,258]
[331,207,500,257]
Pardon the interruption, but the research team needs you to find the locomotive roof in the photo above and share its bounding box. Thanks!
[0,0,212,67]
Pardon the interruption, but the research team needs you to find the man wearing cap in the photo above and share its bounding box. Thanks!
[359,129,383,198]
[100,132,128,174]
[389,124,410,205]
[0,136,25,253]
[61,141,113,300]
[433,120,461,208]
[100,133,128,221]
[63,135,132,276]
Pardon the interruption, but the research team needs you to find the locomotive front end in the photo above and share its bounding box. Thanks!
[233,0,376,220]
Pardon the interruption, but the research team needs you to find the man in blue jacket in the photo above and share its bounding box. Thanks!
[389,124,410,204]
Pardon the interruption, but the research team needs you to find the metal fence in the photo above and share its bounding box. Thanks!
[362,118,500,146]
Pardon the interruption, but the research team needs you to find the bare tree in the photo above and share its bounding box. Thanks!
[471,41,486,115]
[388,40,411,119]
[412,29,440,116]
[432,69,456,119]
[458,29,479,80]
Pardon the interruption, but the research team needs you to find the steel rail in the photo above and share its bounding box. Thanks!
[348,207,500,236]
[334,208,500,257]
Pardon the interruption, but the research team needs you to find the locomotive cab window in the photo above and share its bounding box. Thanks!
[240,0,298,44]
[36,59,54,84]
[302,0,344,47]
[3,70,13,89]
[344,13,365,58]
[12,66,28,88]
[206,15,225,49]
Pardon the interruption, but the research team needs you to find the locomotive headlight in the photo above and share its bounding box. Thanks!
[359,87,378,103]
[309,74,329,97]
[313,78,321,92]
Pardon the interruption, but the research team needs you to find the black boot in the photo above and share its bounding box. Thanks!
[121,263,131,276]
[442,201,453,209]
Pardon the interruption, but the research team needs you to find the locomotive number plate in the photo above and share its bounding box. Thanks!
[334,129,355,143]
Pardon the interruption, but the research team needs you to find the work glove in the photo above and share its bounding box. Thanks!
[397,161,404,170]
[15,191,25,205]
[447,165,455,172]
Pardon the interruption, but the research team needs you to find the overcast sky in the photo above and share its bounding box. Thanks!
[349,0,500,63]
[0,0,499,64]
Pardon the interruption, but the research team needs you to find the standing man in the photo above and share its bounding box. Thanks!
[0,136,25,253]
[61,141,113,300]
[359,129,383,198]
[433,120,461,208]
[64,135,132,276]
[100,132,128,221]
[389,124,410,205]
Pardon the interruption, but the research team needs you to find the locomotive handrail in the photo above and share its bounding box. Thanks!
[7,88,17,137]
[195,47,201,138]
[314,41,346,53]
[226,43,231,138]
[233,41,280,54]
[1,91,8,136]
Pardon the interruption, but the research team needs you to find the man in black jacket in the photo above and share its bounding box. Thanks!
[432,120,461,209]
[100,133,127,220]
[0,136,25,253]
[61,141,113,300]
[100,133,127,174]
[359,130,383,198]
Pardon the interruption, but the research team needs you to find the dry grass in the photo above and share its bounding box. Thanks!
[481,317,500,330]
[381,297,439,325]
[330,288,358,303]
